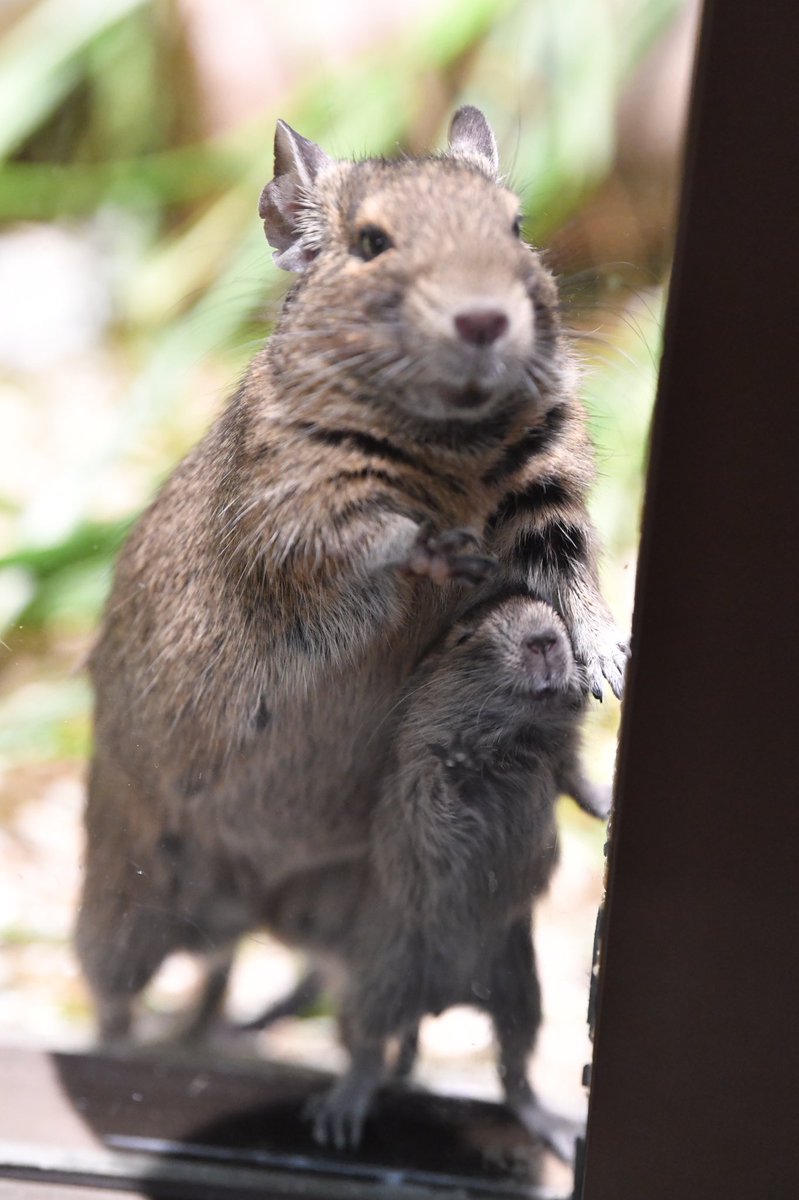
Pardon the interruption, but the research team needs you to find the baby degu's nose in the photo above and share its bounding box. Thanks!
[454,307,509,346]
[522,631,561,693]
[523,633,558,658]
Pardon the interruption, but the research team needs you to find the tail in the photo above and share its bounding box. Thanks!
[235,968,325,1033]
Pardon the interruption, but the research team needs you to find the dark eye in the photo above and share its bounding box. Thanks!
[356,225,393,260]
[512,214,524,238]
[454,628,475,647]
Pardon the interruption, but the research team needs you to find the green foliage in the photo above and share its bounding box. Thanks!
[0,0,146,159]
[0,675,92,761]
[586,290,666,561]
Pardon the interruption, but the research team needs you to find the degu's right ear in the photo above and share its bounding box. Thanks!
[259,120,332,272]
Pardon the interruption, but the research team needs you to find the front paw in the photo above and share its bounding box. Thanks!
[403,527,498,587]
[577,625,629,701]
[429,734,479,777]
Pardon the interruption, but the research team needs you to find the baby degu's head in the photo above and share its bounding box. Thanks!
[444,590,581,703]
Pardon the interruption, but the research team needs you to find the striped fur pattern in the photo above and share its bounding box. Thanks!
[75,108,625,1047]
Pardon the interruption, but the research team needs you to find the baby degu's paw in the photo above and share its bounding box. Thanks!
[573,616,629,701]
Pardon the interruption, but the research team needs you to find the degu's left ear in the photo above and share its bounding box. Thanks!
[258,120,332,272]
[447,105,499,181]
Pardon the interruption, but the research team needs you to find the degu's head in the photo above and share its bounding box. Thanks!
[260,108,572,429]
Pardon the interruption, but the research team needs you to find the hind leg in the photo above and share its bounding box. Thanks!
[489,918,582,1164]
[305,1003,386,1149]
[75,878,184,1043]
[76,752,210,1042]
[176,946,236,1043]
[392,1022,420,1081]
[305,924,424,1148]
[489,918,542,1105]
[309,1007,421,1145]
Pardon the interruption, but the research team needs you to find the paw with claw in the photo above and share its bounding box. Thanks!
[403,527,498,587]
[304,1075,377,1151]
[573,619,630,701]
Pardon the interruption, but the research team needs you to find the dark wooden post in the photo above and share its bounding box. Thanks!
[580,1,799,1197]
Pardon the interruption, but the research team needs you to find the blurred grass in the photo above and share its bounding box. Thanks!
[0,0,682,764]
[0,0,147,159]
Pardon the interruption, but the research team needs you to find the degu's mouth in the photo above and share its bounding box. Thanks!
[440,383,493,409]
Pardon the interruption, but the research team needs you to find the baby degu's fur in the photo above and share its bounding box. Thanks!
[283,592,588,1158]
[75,107,625,1046]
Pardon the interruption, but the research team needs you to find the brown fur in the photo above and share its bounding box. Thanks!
[75,108,625,1042]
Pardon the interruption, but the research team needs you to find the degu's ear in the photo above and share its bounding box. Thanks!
[258,120,332,272]
[447,105,499,181]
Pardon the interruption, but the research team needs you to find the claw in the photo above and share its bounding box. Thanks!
[575,621,629,701]
[606,647,628,700]
[449,553,498,584]
[304,1080,373,1151]
[432,528,480,554]
[332,1113,346,1151]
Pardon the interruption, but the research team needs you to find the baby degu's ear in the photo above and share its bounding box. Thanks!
[259,120,332,272]
[447,105,499,181]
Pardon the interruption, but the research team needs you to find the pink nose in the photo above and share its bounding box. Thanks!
[454,308,509,346]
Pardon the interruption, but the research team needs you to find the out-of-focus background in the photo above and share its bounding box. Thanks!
[0,0,698,1140]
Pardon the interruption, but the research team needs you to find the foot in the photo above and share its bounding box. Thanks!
[96,996,134,1046]
[512,1093,584,1164]
[304,1073,378,1150]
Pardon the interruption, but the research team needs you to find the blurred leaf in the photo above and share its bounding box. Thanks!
[0,144,246,221]
[17,557,112,631]
[0,519,130,635]
[0,518,131,579]
[0,0,146,159]
[463,0,682,237]
[583,287,666,558]
[0,566,35,631]
[0,676,91,761]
